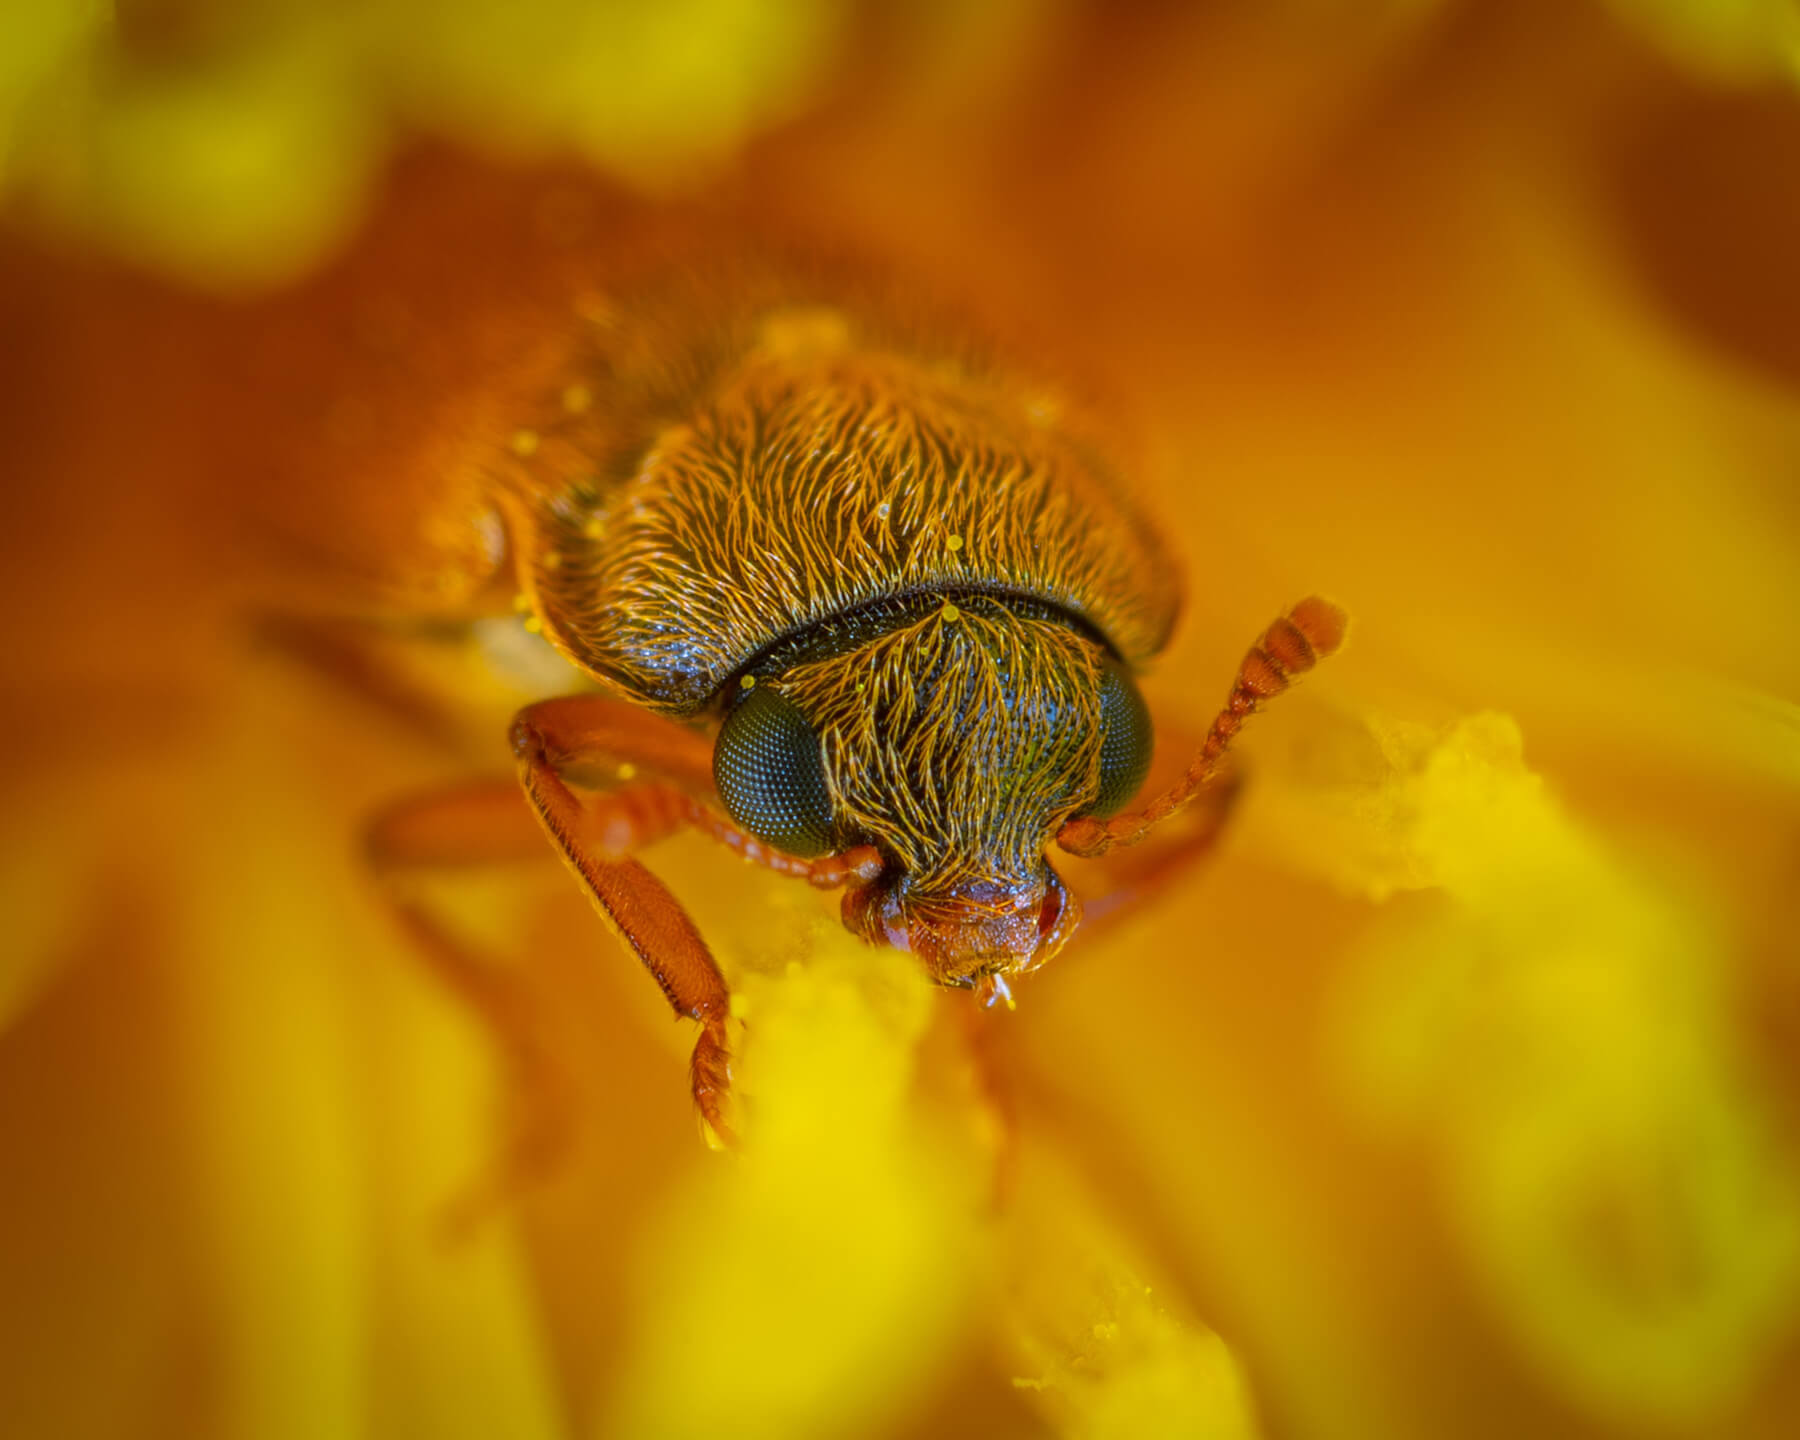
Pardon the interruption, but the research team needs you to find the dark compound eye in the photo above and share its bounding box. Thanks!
[713,683,836,857]
[1089,658,1154,818]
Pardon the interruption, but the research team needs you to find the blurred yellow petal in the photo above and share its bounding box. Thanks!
[2,0,847,289]
[0,0,106,171]
[1327,712,1800,1425]
[18,38,379,292]
[374,0,845,185]
[603,937,974,1438]
[1004,1141,1261,1440]
[5,3,1800,1439]
[182,667,567,1438]
[1604,0,1800,80]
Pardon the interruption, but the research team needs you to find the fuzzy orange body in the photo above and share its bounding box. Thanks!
[500,261,1180,713]
[360,239,1342,1137]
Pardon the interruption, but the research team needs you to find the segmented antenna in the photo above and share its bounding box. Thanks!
[1057,596,1347,858]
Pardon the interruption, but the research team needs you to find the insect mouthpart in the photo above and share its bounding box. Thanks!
[840,863,1083,991]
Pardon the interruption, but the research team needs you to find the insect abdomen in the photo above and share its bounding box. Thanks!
[501,267,1179,711]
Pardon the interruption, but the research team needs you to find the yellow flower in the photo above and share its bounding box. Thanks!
[0,0,843,290]
[2,3,1797,1438]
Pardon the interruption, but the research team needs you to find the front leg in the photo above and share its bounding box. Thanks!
[510,697,738,1146]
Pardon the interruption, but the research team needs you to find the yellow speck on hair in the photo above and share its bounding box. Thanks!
[940,602,961,622]
[512,592,532,613]
[562,382,593,414]
[616,762,639,782]
[945,533,964,552]
[541,552,562,571]
[583,515,606,540]
[521,615,542,634]
[509,428,540,457]
[741,674,757,690]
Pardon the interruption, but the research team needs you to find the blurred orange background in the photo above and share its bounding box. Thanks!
[2,2,1797,1437]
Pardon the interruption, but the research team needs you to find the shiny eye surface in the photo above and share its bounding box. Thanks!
[1090,658,1154,818]
[713,683,836,857]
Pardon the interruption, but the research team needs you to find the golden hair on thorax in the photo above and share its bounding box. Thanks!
[775,596,1106,891]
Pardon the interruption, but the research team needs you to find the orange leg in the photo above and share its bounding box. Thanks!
[507,698,744,1148]
[365,703,747,1219]
[505,696,887,1136]
[374,694,892,1187]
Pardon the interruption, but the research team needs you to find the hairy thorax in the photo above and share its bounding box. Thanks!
[499,270,1180,714]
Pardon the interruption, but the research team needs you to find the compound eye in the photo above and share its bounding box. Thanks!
[1090,658,1154,818]
[713,683,836,857]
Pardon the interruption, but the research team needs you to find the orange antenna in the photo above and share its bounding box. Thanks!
[1057,596,1347,858]
[678,796,884,889]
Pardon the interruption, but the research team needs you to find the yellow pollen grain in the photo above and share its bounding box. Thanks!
[945,533,964,552]
[561,382,593,414]
[512,592,532,613]
[509,428,540,457]
[616,762,638,781]
[582,515,606,539]
[940,601,961,622]
[541,552,562,571]
[522,615,543,634]
[741,674,757,690]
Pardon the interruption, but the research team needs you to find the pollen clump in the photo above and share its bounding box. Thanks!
[1002,1142,1260,1440]
[603,936,972,1437]
[1309,712,1800,1426]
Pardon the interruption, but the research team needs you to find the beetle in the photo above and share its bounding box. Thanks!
[367,246,1344,1151]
